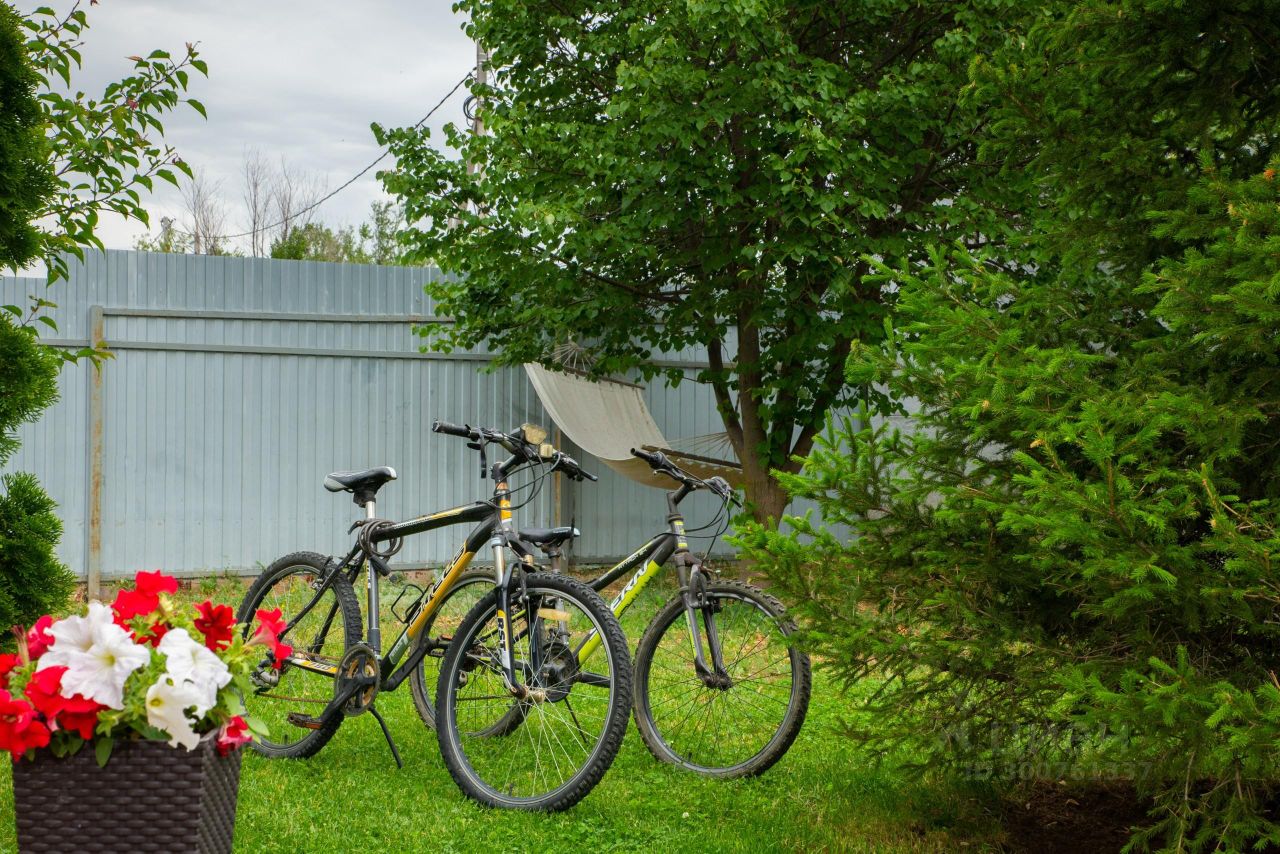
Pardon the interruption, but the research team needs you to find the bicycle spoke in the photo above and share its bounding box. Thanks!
[440,577,626,807]
[642,590,801,772]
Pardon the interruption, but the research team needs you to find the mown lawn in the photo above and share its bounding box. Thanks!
[0,576,1005,853]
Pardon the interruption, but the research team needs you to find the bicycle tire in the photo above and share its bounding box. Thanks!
[408,568,495,729]
[436,572,632,810]
[237,551,362,759]
[632,579,811,778]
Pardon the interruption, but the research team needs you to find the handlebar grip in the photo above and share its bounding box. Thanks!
[630,447,662,465]
[432,420,474,439]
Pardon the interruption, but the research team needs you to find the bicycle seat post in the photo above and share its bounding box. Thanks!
[363,496,380,653]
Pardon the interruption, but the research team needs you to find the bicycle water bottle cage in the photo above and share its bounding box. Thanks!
[323,466,398,506]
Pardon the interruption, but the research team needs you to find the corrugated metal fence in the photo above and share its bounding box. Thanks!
[2,250,739,581]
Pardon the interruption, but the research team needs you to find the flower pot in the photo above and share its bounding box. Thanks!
[12,734,242,853]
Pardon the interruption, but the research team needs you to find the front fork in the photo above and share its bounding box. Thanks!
[676,552,732,690]
[491,536,541,698]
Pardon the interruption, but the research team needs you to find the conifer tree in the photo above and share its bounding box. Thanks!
[744,1,1280,847]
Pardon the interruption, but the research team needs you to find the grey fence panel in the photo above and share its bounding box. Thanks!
[4,251,760,580]
[4,253,562,579]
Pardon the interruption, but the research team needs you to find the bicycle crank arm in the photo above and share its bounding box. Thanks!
[287,677,371,730]
[282,653,340,677]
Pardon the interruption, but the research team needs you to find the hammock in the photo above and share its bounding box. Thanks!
[524,363,743,488]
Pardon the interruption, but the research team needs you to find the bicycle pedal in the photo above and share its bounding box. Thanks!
[286,712,325,730]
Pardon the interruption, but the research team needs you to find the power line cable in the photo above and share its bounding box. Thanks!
[170,71,471,242]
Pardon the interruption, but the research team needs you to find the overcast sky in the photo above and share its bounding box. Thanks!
[27,1,474,252]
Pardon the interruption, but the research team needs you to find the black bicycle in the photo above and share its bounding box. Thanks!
[412,447,812,778]
[235,421,633,811]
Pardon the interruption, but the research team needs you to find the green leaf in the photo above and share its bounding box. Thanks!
[187,98,206,119]
[95,737,114,768]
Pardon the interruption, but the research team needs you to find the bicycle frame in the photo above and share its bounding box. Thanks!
[573,483,731,684]
[279,500,498,689]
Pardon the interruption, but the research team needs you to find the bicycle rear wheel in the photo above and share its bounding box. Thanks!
[436,572,632,810]
[408,568,494,729]
[632,579,811,778]
[236,552,361,758]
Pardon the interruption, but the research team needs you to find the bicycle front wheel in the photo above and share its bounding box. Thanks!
[435,572,632,811]
[632,579,811,778]
[236,551,361,758]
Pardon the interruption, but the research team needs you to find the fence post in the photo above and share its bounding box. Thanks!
[86,305,104,600]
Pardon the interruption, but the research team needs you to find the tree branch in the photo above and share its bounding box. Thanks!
[707,338,744,459]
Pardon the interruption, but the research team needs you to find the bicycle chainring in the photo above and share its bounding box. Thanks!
[335,643,380,717]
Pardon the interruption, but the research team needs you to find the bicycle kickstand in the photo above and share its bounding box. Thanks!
[369,703,403,769]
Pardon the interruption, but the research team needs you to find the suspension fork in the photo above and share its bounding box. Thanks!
[676,552,732,689]
[490,484,540,698]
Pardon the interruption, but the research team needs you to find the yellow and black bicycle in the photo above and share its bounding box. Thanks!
[412,447,812,779]
[235,421,633,811]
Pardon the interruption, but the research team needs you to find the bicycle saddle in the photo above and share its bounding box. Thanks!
[518,526,579,548]
[324,466,398,495]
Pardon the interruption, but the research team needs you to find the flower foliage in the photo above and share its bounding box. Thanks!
[2,571,287,763]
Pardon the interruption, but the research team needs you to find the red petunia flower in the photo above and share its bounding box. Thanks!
[0,689,50,758]
[55,694,105,741]
[112,570,179,644]
[26,616,54,659]
[252,608,293,670]
[23,666,68,720]
[0,654,19,689]
[23,666,106,741]
[194,601,235,652]
[112,569,179,620]
[216,715,252,756]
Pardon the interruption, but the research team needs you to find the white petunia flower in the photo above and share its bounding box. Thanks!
[157,629,231,716]
[56,605,151,709]
[146,677,203,751]
[37,601,113,670]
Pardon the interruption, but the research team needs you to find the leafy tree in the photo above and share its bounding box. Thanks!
[0,3,73,634]
[0,2,53,270]
[269,221,370,263]
[359,200,405,265]
[0,1,205,631]
[20,2,206,284]
[743,2,1280,849]
[133,217,192,254]
[377,0,1035,522]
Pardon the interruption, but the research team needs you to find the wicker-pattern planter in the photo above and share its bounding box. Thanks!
[13,734,242,854]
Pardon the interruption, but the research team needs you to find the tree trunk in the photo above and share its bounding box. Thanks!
[738,433,790,526]
[744,468,789,527]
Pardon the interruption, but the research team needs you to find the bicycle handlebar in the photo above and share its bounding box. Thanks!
[434,419,600,482]
[630,447,736,501]
[432,420,475,439]
[552,452,598,482]
[630,447,665,467]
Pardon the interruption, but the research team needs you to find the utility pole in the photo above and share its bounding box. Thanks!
[469,41,489,175]
[450,42,488,230]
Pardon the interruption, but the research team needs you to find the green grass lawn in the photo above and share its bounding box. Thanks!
[0,576,1005,853]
